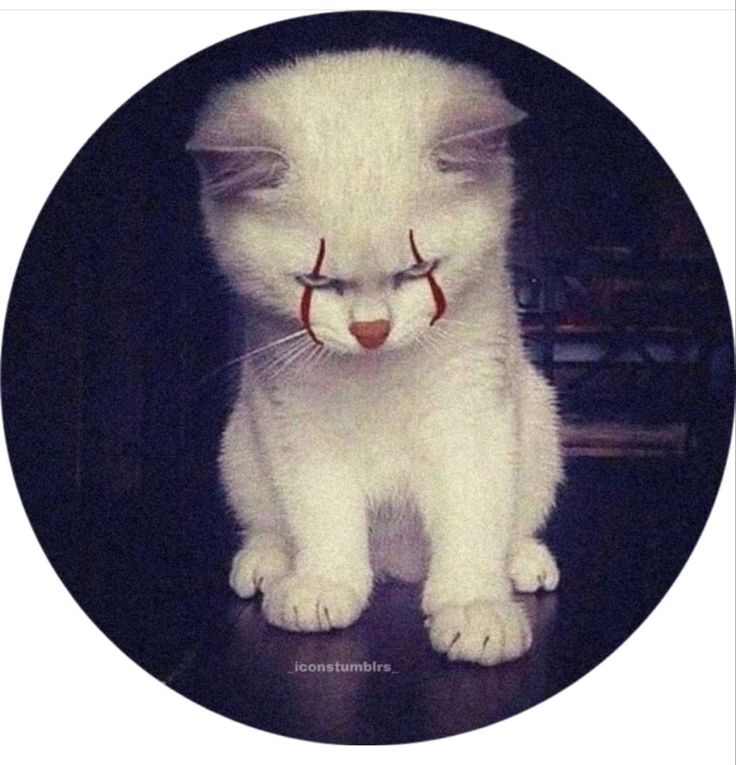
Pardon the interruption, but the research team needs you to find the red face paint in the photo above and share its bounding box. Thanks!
[299,238,326,345]
[409,229,446,326]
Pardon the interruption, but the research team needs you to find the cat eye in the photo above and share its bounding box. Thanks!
[295,273,345,294]
[393,259,438,287]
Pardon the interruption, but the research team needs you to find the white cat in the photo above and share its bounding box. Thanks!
[188,48,563,666]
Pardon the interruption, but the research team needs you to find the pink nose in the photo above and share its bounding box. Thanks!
[349,319,391,349]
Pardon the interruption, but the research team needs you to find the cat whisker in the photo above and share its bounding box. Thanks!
[263,338,338,383]
[433,322,508,349]
[312,345,329,365]
[287,342,326,380]
[272,344,321,379]
[430,325,460,342]
[441,318,482,328]
[309,344,332,372]
[255,336,311,370]
[193,329,309,389]
[265,341,323,382]
[262,345,315,379]
[314,346,336,371]
[429,325,498,357]
[430,324,451,336]
[428,324,453,342]
[193,358,246,390]
[433,321,473,336]
[243,329,309,358]
[436,320,509,346]
[258,338,314,379]
[414,333,436,355]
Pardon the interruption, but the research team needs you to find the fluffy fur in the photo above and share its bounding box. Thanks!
[189,49,563,666]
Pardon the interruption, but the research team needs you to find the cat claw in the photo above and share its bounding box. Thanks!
[427,600,532,666]
[262,574,367,632]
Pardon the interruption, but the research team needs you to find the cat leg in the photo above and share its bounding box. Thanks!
[262,452,373,633]
[220,407,291,598]
[417,413,532,666]
[508,365,563,594]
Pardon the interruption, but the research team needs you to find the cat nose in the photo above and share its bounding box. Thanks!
[349,319,391,349]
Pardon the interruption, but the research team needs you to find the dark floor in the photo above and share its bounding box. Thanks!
[24,453,724,745]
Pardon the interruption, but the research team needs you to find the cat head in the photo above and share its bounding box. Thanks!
[188,48,525,354]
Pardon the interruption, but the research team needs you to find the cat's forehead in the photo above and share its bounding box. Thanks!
[314,227,418,279]
[193,49,502,153]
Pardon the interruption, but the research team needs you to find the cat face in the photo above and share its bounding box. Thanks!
[290,231,445,352]
[189,50,525,355]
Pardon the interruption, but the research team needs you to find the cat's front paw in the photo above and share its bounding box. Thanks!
[262,574,368,632]
[229,537,290,599]
[426,600,532,666]
[508,538,560,593]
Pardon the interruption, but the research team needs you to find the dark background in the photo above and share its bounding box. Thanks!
[2,11,733,744]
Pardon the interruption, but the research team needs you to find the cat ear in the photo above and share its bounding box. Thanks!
[431,98,527,172]
[186,144,289,201]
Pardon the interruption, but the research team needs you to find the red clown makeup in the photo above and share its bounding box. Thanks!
[299,232,446,345]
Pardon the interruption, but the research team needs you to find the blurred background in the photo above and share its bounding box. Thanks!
[1,11,733,744]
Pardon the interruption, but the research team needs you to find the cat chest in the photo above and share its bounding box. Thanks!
[267,378,425,478]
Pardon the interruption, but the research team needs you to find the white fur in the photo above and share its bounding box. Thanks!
[190,49,563,666]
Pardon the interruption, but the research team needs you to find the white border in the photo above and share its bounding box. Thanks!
[0,7,733,764]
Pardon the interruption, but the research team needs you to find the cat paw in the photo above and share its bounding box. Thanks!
[508,539,560,593]
[262,574,368,632]
[426,600,532,666]
[229,538,290,599]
